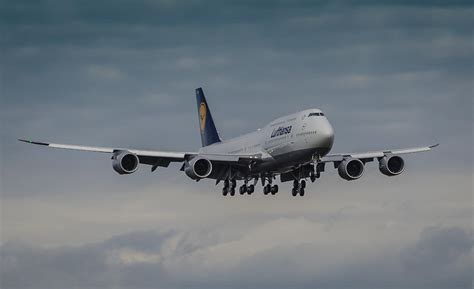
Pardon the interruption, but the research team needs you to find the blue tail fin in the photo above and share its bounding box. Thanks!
[196,87,222,147]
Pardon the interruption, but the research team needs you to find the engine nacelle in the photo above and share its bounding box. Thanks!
[184,157,213,180]
[379,155,405,176]
[338,158,365,181]
[113,151,139,175]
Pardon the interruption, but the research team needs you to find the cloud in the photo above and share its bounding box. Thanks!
[1,225,472,289]
[1,170,472,288]
[1,170,471,246]
[401,227,474,282]
[86,64,125,80]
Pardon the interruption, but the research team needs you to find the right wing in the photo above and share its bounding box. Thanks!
[19,139,191,170]
[18,139,266,170]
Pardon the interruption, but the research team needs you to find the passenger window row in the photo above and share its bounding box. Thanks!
[296,131,317,136]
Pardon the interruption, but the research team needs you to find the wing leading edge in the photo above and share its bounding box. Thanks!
[18,139,189,168]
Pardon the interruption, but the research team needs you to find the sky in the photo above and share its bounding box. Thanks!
[1,0,473,288]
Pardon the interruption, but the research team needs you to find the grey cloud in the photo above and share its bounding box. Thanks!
[400,226,474,286]
[2,225,472,289]
[1,242,108,288]
[2,0,472,27]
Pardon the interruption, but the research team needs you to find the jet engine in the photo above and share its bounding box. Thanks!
[113,151,139,175]
[184,157,213,180]
[379,155,405,176]
[338,158,365,181]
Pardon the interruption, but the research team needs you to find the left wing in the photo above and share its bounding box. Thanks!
[320,144,439,163]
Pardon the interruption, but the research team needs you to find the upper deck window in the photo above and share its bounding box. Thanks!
[309,112,324,117]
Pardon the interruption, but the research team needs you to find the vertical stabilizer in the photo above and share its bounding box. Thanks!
[195,88,222,147]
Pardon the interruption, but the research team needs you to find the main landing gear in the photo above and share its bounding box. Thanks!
[222,178,307,197]
[262,176,279,196]
[223,179,255,196]
[292,180,306,197]
[239,184,255,195]
[222,180,308,197]
[222,177,279,197]
[222,179,237,196]
[222,174,310,197]
[263,184,279,195]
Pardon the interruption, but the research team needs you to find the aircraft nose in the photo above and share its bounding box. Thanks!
[320,122,335,149]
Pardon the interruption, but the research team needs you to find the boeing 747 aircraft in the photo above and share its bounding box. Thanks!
[20,88,438,197]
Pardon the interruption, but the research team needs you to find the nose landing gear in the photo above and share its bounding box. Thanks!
[310,170,320,183]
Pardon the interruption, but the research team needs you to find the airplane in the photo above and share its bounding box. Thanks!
[19,87,438,197]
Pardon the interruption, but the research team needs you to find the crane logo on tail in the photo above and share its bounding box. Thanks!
[199,102,207,132]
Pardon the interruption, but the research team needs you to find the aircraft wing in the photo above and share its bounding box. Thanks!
[18,139,191,167]
[18,139,264,169]
[320,144,439,163]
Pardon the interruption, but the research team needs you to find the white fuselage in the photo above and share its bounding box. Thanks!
[199,109,335,173]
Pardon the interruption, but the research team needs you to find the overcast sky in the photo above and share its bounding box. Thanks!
[1,1,473,288]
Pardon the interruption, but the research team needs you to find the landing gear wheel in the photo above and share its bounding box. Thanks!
[292,187,297,196]
[271,185,279,195]
[239,185,247,195]
[247,185,254,194]
[299,188,305,196]
[222,187,228,196]
[293,180,299,188]
[230,188,235,196]
[292,179,299,197]
[310,172,316,183]
[300,180,306,189]
[263,184,271,195]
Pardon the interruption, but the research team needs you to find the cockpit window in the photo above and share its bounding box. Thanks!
[309,112,324,117]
